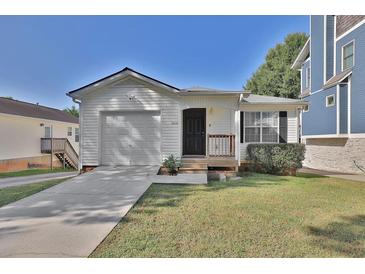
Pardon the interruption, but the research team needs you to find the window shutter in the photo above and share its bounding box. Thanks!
[240,111,244,143]
[279,111,287,143]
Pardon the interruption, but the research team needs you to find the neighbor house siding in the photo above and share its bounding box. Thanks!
[336,23,365,133]
[326,15,335,81]
[301,59,310,91]
[0,113,79,160]
[339,84,348,134]
[310,15,325,91]
[80,77,181,166]
[302,86,337,136]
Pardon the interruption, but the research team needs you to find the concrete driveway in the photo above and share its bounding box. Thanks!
[0,165,159,257]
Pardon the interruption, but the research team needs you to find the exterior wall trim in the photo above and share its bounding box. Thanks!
[323,15,327,84]
[348,75,352,134]
[336,84,340,135]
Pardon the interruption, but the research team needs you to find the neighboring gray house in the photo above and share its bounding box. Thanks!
[67,67,305,173]
[292,15,365,173]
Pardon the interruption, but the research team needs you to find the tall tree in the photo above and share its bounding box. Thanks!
[63,105,79,118]
[244,33,308,99]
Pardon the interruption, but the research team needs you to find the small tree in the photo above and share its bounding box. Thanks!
[244,32,309,99]
[63,105,79,118]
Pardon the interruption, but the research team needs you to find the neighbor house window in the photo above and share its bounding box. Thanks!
[75,128,80,142]
[303,104,309,112]
[242,111,279,143]
[326,95,335,107]
[342,41,354,71]
[305,67,310,88]
[244,112,261,143]
[67,127,72,136]
[262,112,279,143]
[44,126,51,138]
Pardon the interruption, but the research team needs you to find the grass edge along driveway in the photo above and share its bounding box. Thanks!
[91,172,365,258]
[0,168,75,179]
[0,178,67,207]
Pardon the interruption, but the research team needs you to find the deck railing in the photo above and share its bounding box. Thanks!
[208,134,236,157]
[40,138,78,168]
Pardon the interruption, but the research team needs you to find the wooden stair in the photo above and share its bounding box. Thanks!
[55,152,78,169]
[180,158,208,174]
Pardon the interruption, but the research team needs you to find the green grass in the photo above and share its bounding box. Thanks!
[0,168,75,178]
[91,172,365,258]
[0,179,66,207]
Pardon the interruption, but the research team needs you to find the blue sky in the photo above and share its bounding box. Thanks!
[0,16,308,109]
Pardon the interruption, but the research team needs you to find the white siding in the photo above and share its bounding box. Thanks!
[80,77,181,166]
[239,105,300,160]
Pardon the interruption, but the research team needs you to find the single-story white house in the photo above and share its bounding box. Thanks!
[0,97,79,172]
[67,67,306,172]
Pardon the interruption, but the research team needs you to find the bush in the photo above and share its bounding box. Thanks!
[247,143,305,175]
[162,154,181,176]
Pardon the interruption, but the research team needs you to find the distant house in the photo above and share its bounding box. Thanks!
[0,97,79,172]
[292,15,365,173]
[67,67,306,173]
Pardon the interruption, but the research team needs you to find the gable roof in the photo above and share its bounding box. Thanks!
[0,97,79,124]
[241,93,307,105]
[291,38,310,70]
[67,67,180,98]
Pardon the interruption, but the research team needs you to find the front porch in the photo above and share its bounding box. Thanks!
[180,107,240,173]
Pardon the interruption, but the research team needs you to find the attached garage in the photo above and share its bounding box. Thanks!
[101,111,161,166]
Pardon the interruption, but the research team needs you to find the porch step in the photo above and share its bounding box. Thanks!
[179,168,208,174]
[181,162,208,169]
[181,158,208,164]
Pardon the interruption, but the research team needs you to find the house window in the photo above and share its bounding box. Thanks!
[326,95,335,107]
[305,67,310,88]
[342,41,354,71]
[303,105,309,112]
[241,111,280,143]
[67,127,72,136]
[75,128,80,142]
[244,112,261,143]
[262,112,279,143]
[44,126,51,138]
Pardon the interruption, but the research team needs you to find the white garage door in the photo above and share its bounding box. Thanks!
[101,111,161,165]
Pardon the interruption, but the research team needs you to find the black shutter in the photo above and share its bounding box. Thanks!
[240,111,244,143]
[279,111,287,143]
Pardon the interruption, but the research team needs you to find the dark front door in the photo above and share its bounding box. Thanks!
[183,108,206,155]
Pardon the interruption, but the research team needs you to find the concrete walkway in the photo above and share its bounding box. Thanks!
[299,167,365,183]
[0,165,159,257]
[0,171,78,189]
[152,173,207,184]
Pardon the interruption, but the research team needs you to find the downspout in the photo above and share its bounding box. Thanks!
[72,98,82,172]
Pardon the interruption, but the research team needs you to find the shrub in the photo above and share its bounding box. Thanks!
[162,154,181,175]
[246,143,305,175]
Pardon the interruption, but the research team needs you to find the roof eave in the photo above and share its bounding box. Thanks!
[291,38,310,70]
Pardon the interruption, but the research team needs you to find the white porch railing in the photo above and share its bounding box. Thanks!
[208,134,236,157]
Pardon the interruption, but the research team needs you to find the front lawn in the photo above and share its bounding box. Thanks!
[0,179,66,207]
[91,173,365,258]
[0,168,75,178]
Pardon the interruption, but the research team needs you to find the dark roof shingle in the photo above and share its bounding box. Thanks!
[0,97,79,124]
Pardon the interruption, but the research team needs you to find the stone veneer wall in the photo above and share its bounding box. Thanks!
[303,138,365,174]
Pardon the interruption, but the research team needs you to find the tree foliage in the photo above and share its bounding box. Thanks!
[63,105,79,118]
[244,33,309,99]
